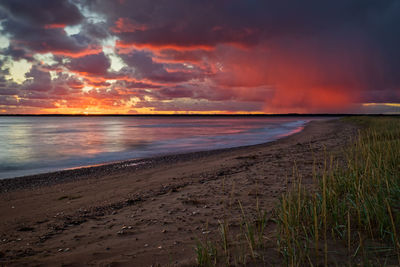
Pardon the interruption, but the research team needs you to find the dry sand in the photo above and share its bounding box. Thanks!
[0,119,357,266]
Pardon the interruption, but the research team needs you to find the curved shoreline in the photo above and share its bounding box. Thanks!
[0,118,358,266]
[0,120,311,193]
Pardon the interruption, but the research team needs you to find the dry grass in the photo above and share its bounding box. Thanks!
[195,197,270,266]
[195,117,400,266]
[277,117,400,266]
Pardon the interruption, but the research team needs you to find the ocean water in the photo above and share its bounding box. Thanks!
[0,116,312,179]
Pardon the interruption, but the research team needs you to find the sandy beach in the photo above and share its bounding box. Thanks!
[0,119,357,266]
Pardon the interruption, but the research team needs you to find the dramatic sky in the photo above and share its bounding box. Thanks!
[0,0,400,114]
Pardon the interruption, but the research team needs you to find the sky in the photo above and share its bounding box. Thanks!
[0,0,400,114]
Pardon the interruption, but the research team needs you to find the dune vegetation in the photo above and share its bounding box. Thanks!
[196,117,400,266]
[277,116,400,266]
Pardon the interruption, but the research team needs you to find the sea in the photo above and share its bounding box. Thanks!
[0,116,315,179]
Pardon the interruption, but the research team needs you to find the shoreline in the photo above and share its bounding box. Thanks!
[0,121,309,193]
[0,118,358,266]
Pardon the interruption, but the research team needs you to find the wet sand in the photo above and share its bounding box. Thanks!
[0,119,357,266]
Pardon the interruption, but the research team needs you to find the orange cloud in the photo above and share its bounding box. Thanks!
[211,42,366,113]
[111,18,148,33]
[115,41,215,52]
[44,24,67,29]
[51,46,103,58]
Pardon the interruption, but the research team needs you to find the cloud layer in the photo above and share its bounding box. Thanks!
[0,0,399,114]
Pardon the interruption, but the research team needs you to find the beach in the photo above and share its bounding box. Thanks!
[0,119,357,266]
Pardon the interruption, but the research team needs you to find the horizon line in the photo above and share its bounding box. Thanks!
[0,113,398,116]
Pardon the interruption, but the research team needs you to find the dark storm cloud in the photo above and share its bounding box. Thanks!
[0,0,105,58]
[0,0,83,27]
[120,50,200,83]
[1,46,32,61]
[0,79,19,96]
[24,66,52,92]
[158,86,194,99]
[360,89,400,104]
[157,49,215,63]
[124,81,161,89]
[67,52,110,75]
[1,19,101,57]
[85,0,390,47]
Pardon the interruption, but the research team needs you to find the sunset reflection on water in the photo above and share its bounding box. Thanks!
[0,116,310,178]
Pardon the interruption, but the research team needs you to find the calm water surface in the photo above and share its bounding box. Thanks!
[0,116,312,179]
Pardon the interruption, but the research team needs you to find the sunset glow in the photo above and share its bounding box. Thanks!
[0,1,399,114]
